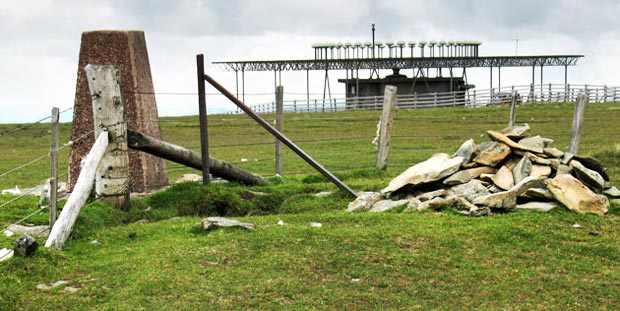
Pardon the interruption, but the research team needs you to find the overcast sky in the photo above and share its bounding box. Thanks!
[1,0,619,123]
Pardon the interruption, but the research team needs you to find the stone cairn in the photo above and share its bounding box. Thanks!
[347,123,619,216]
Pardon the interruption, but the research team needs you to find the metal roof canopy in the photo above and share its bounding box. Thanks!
[213,55,583,72]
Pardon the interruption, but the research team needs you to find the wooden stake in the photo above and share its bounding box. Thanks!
[568,93,587,155]
[45,131,109,250]
[49,107,59,229]
[508,90,517,127]
[85,64,130,210]
[197,54,210,185]
[376,85,398,170]
[275,85,284,175]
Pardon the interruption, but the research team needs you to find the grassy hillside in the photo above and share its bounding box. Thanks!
[1,102,620,310]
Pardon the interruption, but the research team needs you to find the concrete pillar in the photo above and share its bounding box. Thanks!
[68,30,168,193]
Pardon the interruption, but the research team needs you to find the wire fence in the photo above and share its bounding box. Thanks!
[1,85,619,251]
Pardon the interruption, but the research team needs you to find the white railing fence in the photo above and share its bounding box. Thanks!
[231,83,620,114]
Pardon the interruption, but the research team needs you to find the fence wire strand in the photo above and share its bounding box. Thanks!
[0,107,73,139]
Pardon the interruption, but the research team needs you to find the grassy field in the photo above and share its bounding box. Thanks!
[1,102,619,310]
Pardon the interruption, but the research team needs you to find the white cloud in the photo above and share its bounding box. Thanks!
[0,0,618,123]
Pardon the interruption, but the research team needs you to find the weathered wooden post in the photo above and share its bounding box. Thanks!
[275,86,284,175]
[508,90,517,127]
[86,64,130,210]
[196,54,210,185]
[376,85,398,170]
[568,93,588,154]
[46,131,109,250]
[49,107,59,228]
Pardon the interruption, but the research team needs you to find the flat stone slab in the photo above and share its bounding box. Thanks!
[573,155,610,181]
[409,197,456,212]
[522,188,555,201]
[516,202,559,212]
[381,153,464,194]
[543,147,565,158]
[499,123,531,140]
[604,186,620,197]
[515,151,551,166]
[448,179,491,202]
[492,165,514,190]
[487,130,529,152]
[512,156,532,184]
[370,199,410,212]
[557,164,572,175]
[530,165,552,178]
[517,135,551,154]
[347,192,383,212]
[175,173,202,183]
[200,217,256,230]
[473,142,511,167]
[472,190,517,209]
[454,139,478,163]
[510,176,547,197]
[7,224,50,237]
[443,166,496,186]
[548,174,609,216]
[415,189,448,201]
[570,160,606,193]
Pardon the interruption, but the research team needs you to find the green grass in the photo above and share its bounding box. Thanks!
[1,102,620,310]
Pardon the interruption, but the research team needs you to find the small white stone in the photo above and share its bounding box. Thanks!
[572,223,582,229]
[0,248,14,262]
[64,286,79,293]
[51,280,69,288]
[351,278,361,282]
[277,220,285,226]
[240,158,248,162]
[310,222,322,228]
[315,191,332,197]
[3,230,14,237]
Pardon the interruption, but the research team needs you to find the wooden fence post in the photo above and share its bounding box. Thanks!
[197,54,211,185]
[85,64,130,210]
[275,86,284,175]
[46,131,109,250]
[508,90,517,127]
[376,85,398,170]
[568,93,588,155]
[49,107,59,229]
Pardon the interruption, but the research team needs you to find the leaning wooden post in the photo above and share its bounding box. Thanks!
[49,107,59,228]
[46,131,109,250]
[508,90,517,127]
[197,54,210,185]
[275,85,284,175]
[86,64,130,210]
[376,85,398,170]
[568,93,588,154]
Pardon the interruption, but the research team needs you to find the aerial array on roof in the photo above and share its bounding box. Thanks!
[312,40,482,60]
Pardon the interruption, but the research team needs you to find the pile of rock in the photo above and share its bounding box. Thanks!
[347,123,619,216]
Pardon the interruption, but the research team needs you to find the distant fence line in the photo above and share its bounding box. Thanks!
[230,83,620,114]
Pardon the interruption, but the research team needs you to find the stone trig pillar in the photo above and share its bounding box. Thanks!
[68,30,168,193]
